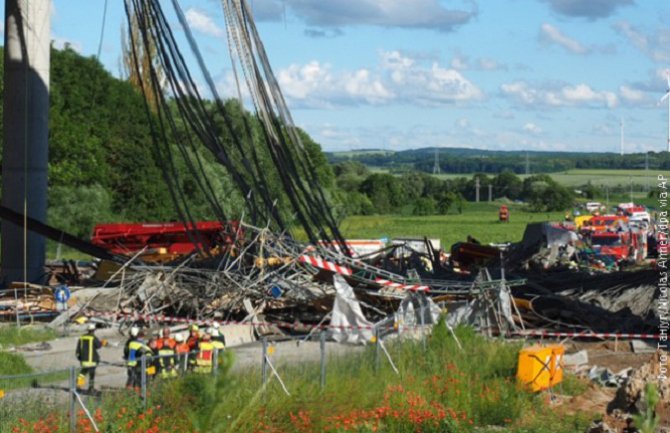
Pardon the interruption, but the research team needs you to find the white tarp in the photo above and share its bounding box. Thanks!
[329,274,374,344]
[396,293,441,328]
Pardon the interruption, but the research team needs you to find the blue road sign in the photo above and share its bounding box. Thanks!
[54,285,71,303]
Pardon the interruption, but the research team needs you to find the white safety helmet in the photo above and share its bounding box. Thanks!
[209,328,220,338]
[212,322,220,329]
[130,326,140,337]
[175,333,185,343]
[87,323,96,331]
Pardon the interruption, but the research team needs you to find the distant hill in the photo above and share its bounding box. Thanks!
[326,147,670,174]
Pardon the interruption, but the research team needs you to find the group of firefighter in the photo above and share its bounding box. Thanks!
[75,322,225,391]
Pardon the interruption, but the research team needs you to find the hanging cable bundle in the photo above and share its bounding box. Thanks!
[123,0,349,254]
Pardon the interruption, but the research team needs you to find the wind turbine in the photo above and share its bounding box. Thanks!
[661,72,670,152]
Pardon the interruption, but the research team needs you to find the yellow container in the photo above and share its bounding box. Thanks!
[516,344,564,392]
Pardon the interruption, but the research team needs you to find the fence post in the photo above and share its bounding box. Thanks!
[69,367,77,433]
[319,331,326,389]
[420,299,426,352]
[374,327,380,373]
[261,337,268,386]
[141,354,147,408]
[212,349,218,377]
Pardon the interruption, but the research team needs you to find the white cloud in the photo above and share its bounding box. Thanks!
[501,81,618,108]
[450,54,506,71]
[619,85,647,104]
[277,61,393,108]
[614,21,670,63]
[523,123,543,134]
[185,8,225,38]
[478,58,505,71]
[539,23,588,54]
[450,56,468,70]
[275,50,482,108]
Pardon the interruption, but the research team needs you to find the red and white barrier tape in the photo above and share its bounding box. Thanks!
[375,278,430,292]
[298,255,352,276]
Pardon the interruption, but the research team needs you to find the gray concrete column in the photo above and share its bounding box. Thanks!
[2,0,51,285]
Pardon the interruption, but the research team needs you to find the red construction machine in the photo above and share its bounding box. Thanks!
[91,220,243,263]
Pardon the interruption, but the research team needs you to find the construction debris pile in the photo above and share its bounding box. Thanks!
[1,202,658,345]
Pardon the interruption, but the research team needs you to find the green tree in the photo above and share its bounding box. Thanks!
[413,197,437,215]
[359,173,404,214]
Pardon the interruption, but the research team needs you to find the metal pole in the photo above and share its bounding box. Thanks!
[319,331,326,389]
[261,337,268,385]
[420,298,426,352]
[69,367,77,433]
[374,328,380,373]
[2,0,51,285]
[140,354,147,408]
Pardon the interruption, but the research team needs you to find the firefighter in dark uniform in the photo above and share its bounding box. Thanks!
[75,323,105,391]
[123,326,153,389]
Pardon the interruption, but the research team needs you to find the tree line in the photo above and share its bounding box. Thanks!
[333,161,573,216]
[328,147,670,174]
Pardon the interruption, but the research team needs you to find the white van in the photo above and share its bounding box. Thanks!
[584,202,603,213]
[629,211,650,224]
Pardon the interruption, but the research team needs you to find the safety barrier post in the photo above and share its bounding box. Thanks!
[212,349,218,377]
[420,299,426,352]
[374,327,380,373]
[69,367,77,433]
[140,355,147,408]
[319,331,326,389]
[261,337,268,386]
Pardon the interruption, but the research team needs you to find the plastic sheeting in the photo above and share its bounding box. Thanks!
[396,293,441,329]
[328,275,374,344]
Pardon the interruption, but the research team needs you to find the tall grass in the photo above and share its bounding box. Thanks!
[1,324,593,433]
[0,325,57,349]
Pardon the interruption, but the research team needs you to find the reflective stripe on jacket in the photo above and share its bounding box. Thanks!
[126,340,152,367]
[196,341,214,366]
[76,335,101,367]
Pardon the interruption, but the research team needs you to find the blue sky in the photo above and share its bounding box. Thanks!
[5,0,670,153]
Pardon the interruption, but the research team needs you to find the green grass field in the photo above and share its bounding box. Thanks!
[339,202,565,249]
[405,168,669,189]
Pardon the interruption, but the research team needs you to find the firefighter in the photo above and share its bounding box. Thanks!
[147,331,161,378]
[195,331,214,374]
[498,205,509,223]
[123,327,152,389]
[186,324,200,371]
[209,328,225,371]
[75,324,105,392]
[156,327,177,378]
[210,322,226,347]
[174,333,190,374]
